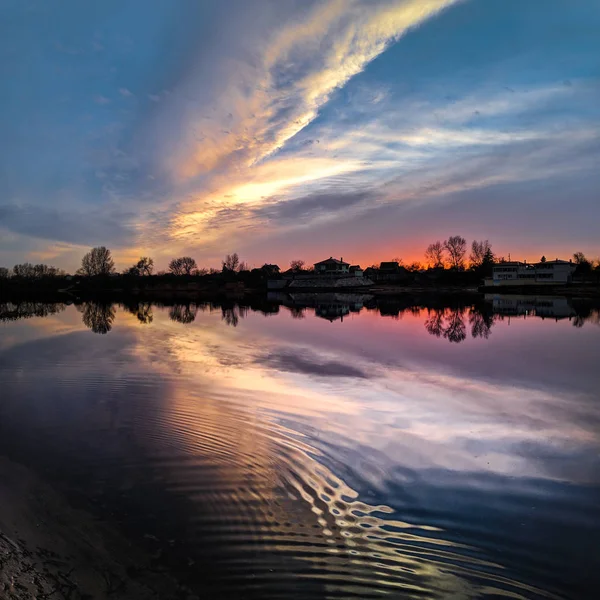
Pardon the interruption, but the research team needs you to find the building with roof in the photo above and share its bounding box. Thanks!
[489,259,575,286]
[313,257,349,275]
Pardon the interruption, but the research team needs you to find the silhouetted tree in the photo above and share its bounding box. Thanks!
[81,302,116,334]
[126,257,154,276]
[12,263,65,279]
[222,253,240,272]
[169,256,197,276]
[444,236,467,270]
[290,259,305,272]
[470,240,492,268]
[169,304,197,323]
[238,261,249,272]
[78,247,115,276]
[540,255,547,263]
[424,242,445,268]
[406,261,423,272]
[573,251,592,274]
[0,267,11,279]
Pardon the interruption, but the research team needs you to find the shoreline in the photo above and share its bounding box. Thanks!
[0,456,196,599]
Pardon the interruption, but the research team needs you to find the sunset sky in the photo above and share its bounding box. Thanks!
[1,0,599,272]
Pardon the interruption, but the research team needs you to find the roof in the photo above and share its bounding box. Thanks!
[314,257,350,266]
[494,261,524,267]
[536,259,572,265]
[380,261,402,269]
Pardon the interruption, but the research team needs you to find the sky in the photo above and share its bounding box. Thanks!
[1,0,599,272]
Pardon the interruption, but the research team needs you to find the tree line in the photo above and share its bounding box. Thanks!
[1,241,599,282]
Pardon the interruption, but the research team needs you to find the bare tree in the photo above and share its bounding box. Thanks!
[469,240,492,268]
[222,253,240,271]
[169,256,197,275]
[406,261,423,272]
[0,267,9,279]
[444,236,467,270]
[78,247,115,276]
[424,242,445,268]
[289,259,305,272]
[238,261,249,272]
[137,256,154,275]
[126,256,154,276]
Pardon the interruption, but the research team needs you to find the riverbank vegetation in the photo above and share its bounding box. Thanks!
[1,241,599,300]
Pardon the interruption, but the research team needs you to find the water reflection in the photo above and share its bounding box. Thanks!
[1,300,599,598]
[168,303,198,324]
[77,301,116,334]
[61,295,600,338]
[0,300,67,322]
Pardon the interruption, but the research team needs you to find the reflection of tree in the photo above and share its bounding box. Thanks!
[424,310,444,337]
[469,309,494,339]
[443,309,467,343]
[81,302,116,334]
[135,302,153,324]
[221,307,239,327]
[289,307,306,319]
[0,302,66,322]
[424,308,467,343]
[169,304,197,324]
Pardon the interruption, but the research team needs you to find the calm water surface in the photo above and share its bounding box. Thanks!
[1,297,599,599]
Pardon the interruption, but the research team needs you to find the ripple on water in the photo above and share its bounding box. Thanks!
[133,388,560,599]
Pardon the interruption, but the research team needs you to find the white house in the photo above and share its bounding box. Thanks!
[314,257,350,275]
[489,259,575,286]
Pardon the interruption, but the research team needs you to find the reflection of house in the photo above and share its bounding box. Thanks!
[315,304,350,322]
[489,259,575,286]
[314,257,349,275]
[267,292,372,322]
[485,294,576,319]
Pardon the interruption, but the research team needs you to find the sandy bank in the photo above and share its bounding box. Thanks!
[0,456,197,599]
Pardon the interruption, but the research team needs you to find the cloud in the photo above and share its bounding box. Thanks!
[261,348,370,379]
[0,203,135,247]
[119,88,133,97]
[143,0,458,228]
[94,95,111,105]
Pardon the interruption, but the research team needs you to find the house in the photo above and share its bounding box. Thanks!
[365,261,409,283]
[260,264,280,277]
[489,259,575,286]
[349,265,363,277]
[314,257,350,275]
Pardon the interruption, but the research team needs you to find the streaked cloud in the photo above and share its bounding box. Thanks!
[0,0,598,270]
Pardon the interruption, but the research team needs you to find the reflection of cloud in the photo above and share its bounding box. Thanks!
[262,348,370,379]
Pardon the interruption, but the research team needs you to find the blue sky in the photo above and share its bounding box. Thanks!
[1,0,599,271]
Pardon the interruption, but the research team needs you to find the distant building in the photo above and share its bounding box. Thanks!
[314,257,350,275]
[349,265,363,277]
[489,259,575,286]
[260,264,280,277]
[365,261,409,283]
